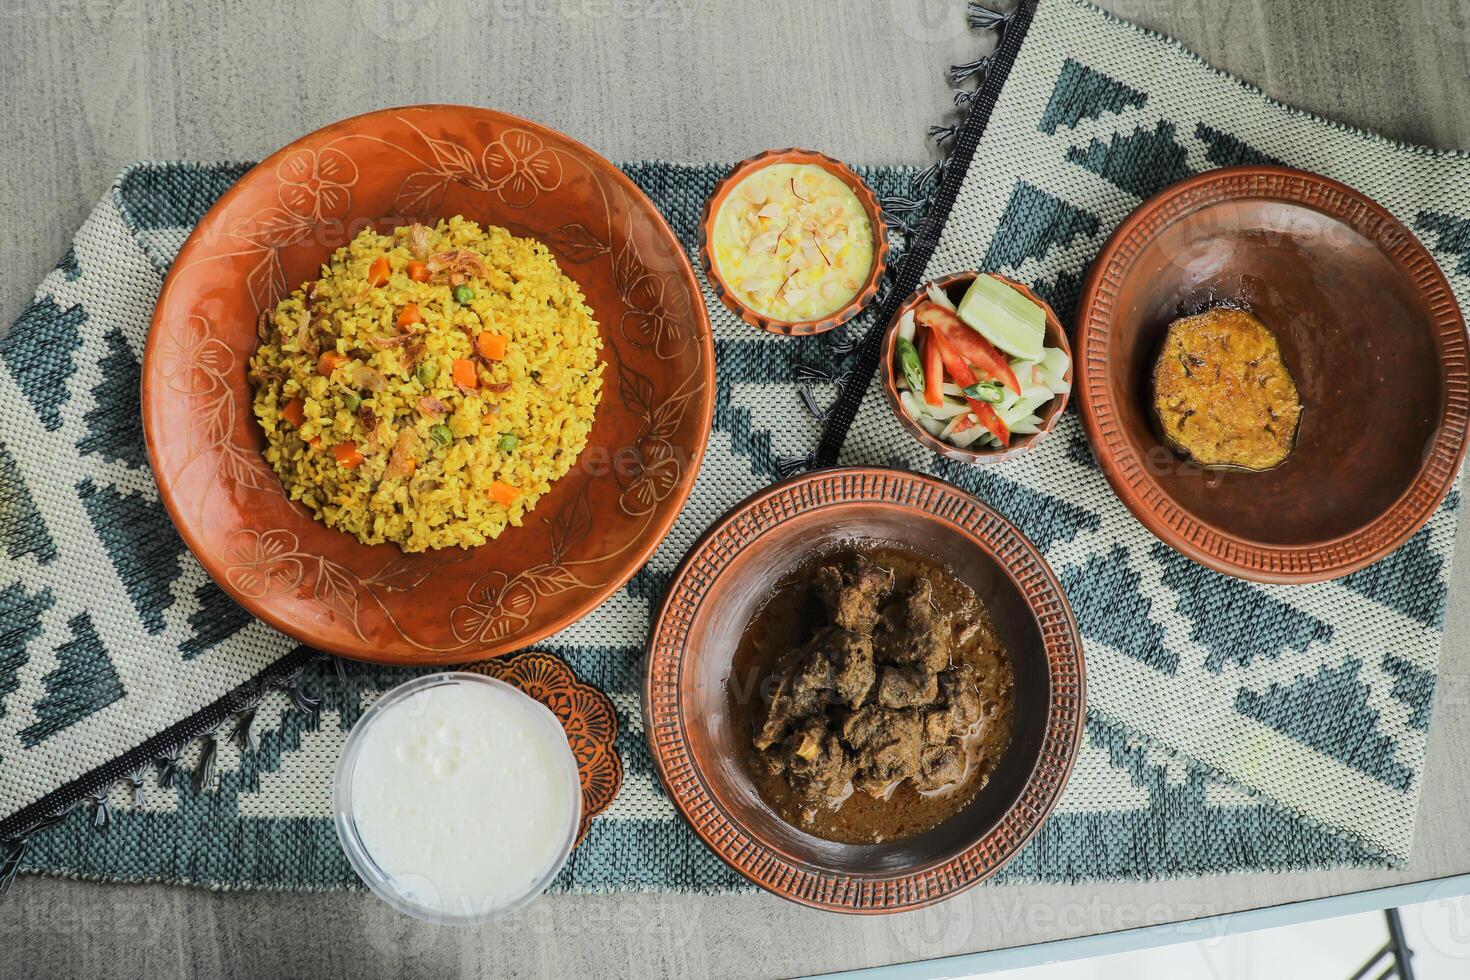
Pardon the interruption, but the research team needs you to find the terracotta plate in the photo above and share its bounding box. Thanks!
[1078,166,1469,583]
[644,468,1085,914]
[141,106,714,663]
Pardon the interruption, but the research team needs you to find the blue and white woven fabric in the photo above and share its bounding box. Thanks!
[838,0,1470,869]
[2,0,1468,891]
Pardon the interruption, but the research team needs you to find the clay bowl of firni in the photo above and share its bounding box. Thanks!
[643,467,1085,914]
[880,271,1072,463]
[1077,165,1470,583]
[698,148,889,336]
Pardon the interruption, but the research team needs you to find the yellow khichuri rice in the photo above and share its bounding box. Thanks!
[249,217,604,552]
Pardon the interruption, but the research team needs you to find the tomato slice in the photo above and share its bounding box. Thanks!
[968,401,1011,446]
[928,328,1011,446]
[914,302,1021,395]
[921,329,944,407]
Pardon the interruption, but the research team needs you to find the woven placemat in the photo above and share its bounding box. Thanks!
[2,0,1467,891]
[829,0,1470,868]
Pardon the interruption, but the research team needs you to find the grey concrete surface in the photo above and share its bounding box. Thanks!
[2,0,1469,977]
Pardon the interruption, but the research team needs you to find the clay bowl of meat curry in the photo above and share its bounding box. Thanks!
[643,467,1085,913]
[1078,165,1469,583]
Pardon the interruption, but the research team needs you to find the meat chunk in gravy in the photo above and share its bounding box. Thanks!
[814,559,894,633]
[753,555,991,806]
[876,576,950,674]
[753,627,875,751]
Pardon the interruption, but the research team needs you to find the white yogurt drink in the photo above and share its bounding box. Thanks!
[334,673,581,923]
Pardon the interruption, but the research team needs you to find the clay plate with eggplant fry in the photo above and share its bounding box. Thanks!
[1077,165,1470,583]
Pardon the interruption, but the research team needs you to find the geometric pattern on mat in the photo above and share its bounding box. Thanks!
[3,0,1468,889]
[840,0,1470,869]
[0,154,1439,891]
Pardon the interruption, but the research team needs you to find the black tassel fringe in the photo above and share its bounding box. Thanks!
[967,2,1008,30]
[0,652,333,896]
[775,452,816,480]
[928,124,958,146]
[192,736,218,795]
[89,790,109,831]
[278,667,320,717]
[154,744,182,790]
[229,707,257,753]
[948,55,991,85]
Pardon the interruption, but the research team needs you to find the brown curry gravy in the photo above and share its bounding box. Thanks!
[726,544,1015,844]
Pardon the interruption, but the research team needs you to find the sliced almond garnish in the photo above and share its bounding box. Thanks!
[776,270,798,298]
[812,232,833,267]
[773,217,794,251]
[757,202,782,221]
[747,231,780,256]
[740,277,778,296]
[739,183,767,205]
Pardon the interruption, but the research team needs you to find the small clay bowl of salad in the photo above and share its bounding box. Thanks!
[881,271,1072,463]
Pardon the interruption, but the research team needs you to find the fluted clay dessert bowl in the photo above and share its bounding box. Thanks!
[698,148,889,335]
[643,468,1084,913]
[1077,165,1469,583]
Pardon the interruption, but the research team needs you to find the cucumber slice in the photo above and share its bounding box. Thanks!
[951,422,989,449]
[900,390,947,436]
[899,390,925,421]
[999,384,1052,414]
[1040,345,1070,380]
[897,310,916,343]
[999,392,1052,429]
[926,284,957,312]
[956,275,1045,361]
[928,398,972,420]
[1036,346,1071,392]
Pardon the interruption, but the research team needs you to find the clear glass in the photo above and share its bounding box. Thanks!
[332,671,582,925]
